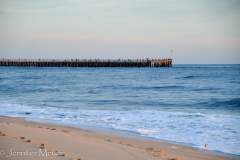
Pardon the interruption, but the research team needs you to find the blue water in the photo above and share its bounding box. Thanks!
[0,65,240,156]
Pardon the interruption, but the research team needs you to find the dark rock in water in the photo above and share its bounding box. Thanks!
[25,112,31,115]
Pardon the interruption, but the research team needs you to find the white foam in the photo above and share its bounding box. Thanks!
[0,102,239,156]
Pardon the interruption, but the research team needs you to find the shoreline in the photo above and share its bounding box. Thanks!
[65,123,237,158]
[0,116,236,160]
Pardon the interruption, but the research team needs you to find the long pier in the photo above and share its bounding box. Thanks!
[0,59,172,67]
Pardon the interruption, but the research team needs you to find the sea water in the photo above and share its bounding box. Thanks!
[0,65,239,156]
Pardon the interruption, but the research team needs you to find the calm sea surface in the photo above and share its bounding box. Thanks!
[0,65,239,156]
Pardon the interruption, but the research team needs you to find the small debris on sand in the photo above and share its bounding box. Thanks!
[205,144,209,148]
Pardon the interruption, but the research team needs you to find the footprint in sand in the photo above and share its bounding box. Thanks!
[60,154,66,157]
[39,143,48,149]
[106,140,112,142]
[46,127,56,130]
[147,147,154,151]
[159,150,164,154]
[0,132,7,136]
[62,129,70,133]
[16,136,25,139]
[25,139,34,143]
[153,154,162,158]
[145,148,170,158]
[152,150,164,156]
[139,151,146,154]
[55,151,65,157]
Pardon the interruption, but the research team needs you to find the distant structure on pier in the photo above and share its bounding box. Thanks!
[0,58,172,67]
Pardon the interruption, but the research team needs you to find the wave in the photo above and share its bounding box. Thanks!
[133,86,184,90]
[192,87,218,91]
[181,75,200,79]
[212,98,240,109]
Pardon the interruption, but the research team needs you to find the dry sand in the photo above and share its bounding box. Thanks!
[0,116,234,160]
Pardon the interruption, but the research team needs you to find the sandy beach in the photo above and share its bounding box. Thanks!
[0,116,234,160]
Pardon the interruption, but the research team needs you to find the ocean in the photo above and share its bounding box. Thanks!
[0,64,239,156]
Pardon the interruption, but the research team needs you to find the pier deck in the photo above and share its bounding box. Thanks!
[0,59,172,67]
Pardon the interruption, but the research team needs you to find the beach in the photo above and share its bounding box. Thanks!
[0,116,234,160]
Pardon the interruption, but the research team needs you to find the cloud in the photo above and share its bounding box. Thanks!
[126,38,156,44]
[0,8,11,14]
[71,19,82,25]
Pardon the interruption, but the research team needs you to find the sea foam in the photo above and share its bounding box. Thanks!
[0,102,239,156]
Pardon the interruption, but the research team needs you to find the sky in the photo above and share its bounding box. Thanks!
[0,0,239,64]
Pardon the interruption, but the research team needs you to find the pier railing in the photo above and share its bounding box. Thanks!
[0,58,171,62]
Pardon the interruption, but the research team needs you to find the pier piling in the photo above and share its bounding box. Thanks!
[0,59,172,67]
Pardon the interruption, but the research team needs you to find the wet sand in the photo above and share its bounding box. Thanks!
[0,116,233,160]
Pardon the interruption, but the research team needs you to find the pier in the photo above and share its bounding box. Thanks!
[0,59,172,67]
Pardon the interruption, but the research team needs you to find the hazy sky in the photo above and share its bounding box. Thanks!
[0,0,239,64]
